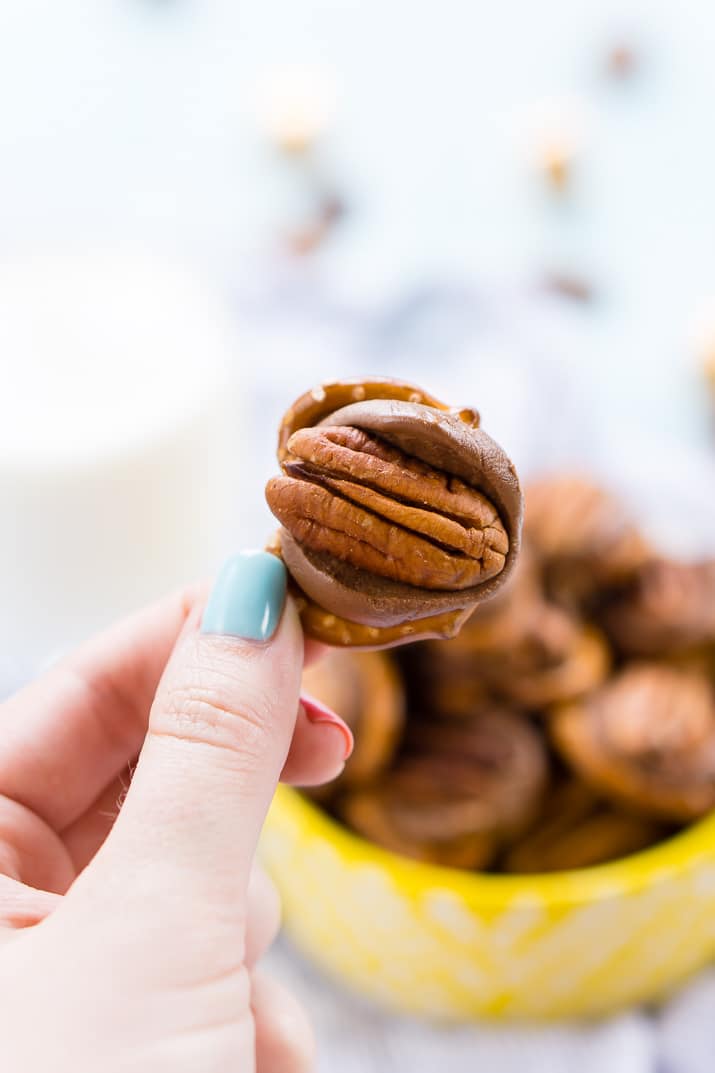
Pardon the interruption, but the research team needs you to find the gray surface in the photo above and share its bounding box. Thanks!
[268,937,715,1073]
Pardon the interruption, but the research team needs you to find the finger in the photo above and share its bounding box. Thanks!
[281,696,352,786]
[0,795,74,894]
[0,585,202,831]
[60,761,136,874]
[0,876,60,930]
[245,863,281,967]
[73,552,302,920]
[252,968,315,1073]
[303,641,328,668]
[59,698,351,871]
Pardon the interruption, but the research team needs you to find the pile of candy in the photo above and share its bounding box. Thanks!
[303,476,715,872]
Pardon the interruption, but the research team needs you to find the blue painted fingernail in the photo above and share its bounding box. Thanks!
[201,552,287,642]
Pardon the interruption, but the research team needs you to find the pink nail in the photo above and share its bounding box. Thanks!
[300,693,354,760]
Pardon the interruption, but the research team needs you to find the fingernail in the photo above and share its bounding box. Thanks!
[301,693,354,760]
[201,551,287,641]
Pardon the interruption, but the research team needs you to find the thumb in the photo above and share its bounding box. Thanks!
[73,551,301,920]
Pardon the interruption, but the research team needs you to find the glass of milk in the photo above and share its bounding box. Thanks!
[0,248,243,690]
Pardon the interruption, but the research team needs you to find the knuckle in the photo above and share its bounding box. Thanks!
[154,666,272,761]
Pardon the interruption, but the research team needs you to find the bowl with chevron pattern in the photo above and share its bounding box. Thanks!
[261,785,715,1020]
[261,445,715,1019]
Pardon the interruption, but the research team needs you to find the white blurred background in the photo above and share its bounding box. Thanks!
[1,0,714,434]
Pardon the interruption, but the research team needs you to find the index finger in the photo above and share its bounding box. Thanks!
[0,586,201,832]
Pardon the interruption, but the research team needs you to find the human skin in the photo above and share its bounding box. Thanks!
[0,575,351,1071]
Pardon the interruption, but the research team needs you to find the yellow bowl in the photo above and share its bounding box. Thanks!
[261,785,715,1020]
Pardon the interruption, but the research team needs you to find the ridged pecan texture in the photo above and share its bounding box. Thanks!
[266,425,508,591]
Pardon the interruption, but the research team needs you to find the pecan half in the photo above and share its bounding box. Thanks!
[338,708,547,868]
[268,425,507,590]
[413,580,610,713]
[551,664,715,820]
[502,779,665,873]
[404,709,549,832]
[601,558,715,657]
[525,474,649,609]
[340,779,497,869]
[489,624,611,710]
[265,379,523,648]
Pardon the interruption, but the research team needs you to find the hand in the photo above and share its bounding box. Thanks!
[0,551,352,1071]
